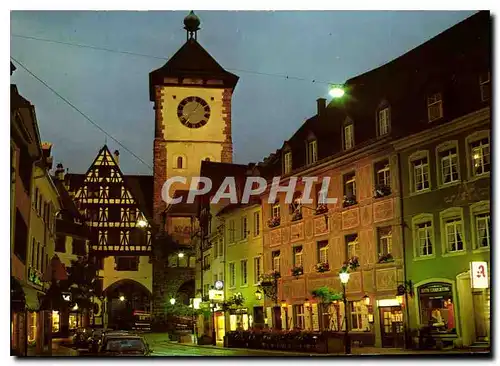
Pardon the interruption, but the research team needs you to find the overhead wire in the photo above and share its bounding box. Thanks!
[10,56,154,171]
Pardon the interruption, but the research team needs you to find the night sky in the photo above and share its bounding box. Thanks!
[10,11,475,175]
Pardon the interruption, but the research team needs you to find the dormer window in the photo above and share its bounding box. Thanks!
[306,139,318,165]
[427,93,443,122]
[344,123,354,150]
[283,151,292,174]
[378,107,390,136]
[479,72,491,102]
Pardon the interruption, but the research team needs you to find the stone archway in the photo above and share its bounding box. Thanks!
[176,279,195,306]
[104,279,152,330]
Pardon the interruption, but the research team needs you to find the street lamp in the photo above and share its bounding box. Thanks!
[329,85,345,99]
[119,295,125,302]
[363,294,371,306]
[254,290,262,301]
[178,252,184,258]
[136,218,148,228]
[170,298,176,305]
[339,271,351,355]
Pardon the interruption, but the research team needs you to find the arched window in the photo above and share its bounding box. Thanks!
[176,156,183,169]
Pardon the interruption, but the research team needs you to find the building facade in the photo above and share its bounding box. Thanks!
[66,145,154,330]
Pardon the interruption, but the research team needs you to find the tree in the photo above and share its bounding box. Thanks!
[63,255,100,313]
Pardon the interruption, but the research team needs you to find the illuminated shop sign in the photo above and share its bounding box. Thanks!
[419,283,451,294]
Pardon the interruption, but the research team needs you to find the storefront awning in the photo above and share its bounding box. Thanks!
[23,285,41,312]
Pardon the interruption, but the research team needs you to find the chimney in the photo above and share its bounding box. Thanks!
[317,98,327,116]
[55,163,65,181]
[113,150,120,166]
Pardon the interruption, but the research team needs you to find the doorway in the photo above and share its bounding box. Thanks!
[379,306,404,348]
[472,291,488,341]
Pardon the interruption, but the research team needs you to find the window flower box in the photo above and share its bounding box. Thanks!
[374,184,391,198]
[340,256,360,273]
[378,253,394,263]
[259,271,281,286]
[267,216,281,228]
[315,262,330,273]
[291,211,303,222]
[343,195,357,208]
[291,266,304,277]
[315,204,329,215]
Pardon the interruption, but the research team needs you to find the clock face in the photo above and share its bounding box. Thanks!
[177,96,211,128]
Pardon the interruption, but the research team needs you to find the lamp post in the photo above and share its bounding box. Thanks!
[339,271,351,355]
[211,303,216,346]
[329,85,346,99]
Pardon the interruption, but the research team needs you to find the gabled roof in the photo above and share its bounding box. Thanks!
[149,39,239,100]
[65,145,153,220]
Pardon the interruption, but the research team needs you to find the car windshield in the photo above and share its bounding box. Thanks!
[104,338,145,353]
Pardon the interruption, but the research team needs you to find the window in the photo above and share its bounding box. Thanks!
[346,234,359,259]
[417,222,433,256]
[293,246,303,268]
[306,139,318,165]
[418,282,455,332]
[375,161,390,187]
[412,157,429,192]
[378,107,390,136]
[350,301,369,331]
[115,256,139,271]
[378,227,392,258]
[440,147,459,184]
[55,234,66,253]
[344,123,354,150]
[228,219,235,243]
[240,260,248,286]
[176,156,183,169]
[241,216,248,240]
[218,237,224,258]
[470,137,490,176]
[294,305,305,329]
[253,212,260,236]
[318,241,328,264]
[229,263,236,288]
[344,172,356,198]
[479,72,491,101]
[272,203,280,218]
[476,214,491,248]
[284,152,292,174]
[272,250,280,273]
[254,257,261,284]
[445,219,464,252]
[427,93,443,122]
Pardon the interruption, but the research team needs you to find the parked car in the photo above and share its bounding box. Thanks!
[99,334,152,356]
[88,328,106,353]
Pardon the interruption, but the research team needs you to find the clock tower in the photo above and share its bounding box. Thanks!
[150,11,239,223]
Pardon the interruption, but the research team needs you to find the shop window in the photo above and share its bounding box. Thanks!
[27,312,37,343]
[418,283,456,333]
[322,302,345,331]
[294,305,305,329]
[350,301,369,331]
[52,311,60,333]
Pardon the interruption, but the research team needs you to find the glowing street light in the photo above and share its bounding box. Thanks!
[178,252,184,259]
[329,85,345,99]
[170,298,176,305]
[119,295,125,302]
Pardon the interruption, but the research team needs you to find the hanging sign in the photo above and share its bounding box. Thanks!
[470,261,489,289]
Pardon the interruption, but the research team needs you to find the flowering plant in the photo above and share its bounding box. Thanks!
[374,184,391,198]
[343,195,357,208]
[315,204,329,215]
[315,262,330,273]
[291,266,304,277]
[378,253,394,263]
[340,256,360,273]
[291,210,303,221]
[267,216,281,228]
[260,270,281,284]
